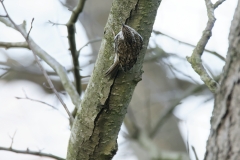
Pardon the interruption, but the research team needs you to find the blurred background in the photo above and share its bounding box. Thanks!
[0,0,237,159]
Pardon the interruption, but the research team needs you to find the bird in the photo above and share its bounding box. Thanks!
[105,24,143,79]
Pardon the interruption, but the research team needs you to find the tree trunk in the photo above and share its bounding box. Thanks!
[66,0,162,159]
[205,1,240,159]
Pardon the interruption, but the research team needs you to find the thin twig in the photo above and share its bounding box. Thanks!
[213,0,226,9]
[15,95,58,110]
[0,64,73,77]
[48,20,65,26]
[19,89,58,110]
[66,0,86,95]
[0,146,65,160]
[186,0,226,93]
[1,127,65,160]
[36,56,74,123]
[28,35,73,121]
[144,45,186,62]
[153,30,225,62]
[162,60,200,84]
[26,18,34,40]
[77,37,102,56]
[8,130,17,149]
[191,146,199,160]
[0,1,74,123]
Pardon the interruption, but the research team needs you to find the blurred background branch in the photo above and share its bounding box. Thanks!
[0,0,74,123]
[0,14,81,109]
[153,30,225,62]
[66,0,86,95]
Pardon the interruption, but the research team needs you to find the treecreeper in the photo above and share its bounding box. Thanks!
[105,24,143,78]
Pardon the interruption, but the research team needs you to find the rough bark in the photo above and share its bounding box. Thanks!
[66,0,162,159]
[205,1,240,159]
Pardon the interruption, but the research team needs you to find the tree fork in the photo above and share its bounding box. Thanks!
[67,0,162,159]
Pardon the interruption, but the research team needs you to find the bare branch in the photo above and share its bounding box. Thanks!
[15,91,58,110]
[191,146,199,160]
[144,46,185,62]
[26,18,34,40]
[66,0,87,95]
[0,146,65,160]
[0,41,29,49]
[153,30,225,62]
[48,20,65,26]
[0,64,73,77]
[34,56,74,123]
[0,127,65,160]
[162,60,200,84]
[0,3,81,110]
[8,130,17,149]
[77,37,102,56]
[0,1,74,123]
[186,0,226,93]
[213,0,226,9]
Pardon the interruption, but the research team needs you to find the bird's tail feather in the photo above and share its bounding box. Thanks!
[105,61,120,79]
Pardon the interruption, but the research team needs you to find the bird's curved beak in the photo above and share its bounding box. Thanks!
[121,23,125,31]
[122,23,125,27]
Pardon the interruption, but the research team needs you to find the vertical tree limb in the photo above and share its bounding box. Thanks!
[205,1,240,159]
[67,0,162,159]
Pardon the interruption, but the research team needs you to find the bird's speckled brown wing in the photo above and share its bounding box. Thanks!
[116,37,135,71]
[118,34,143,71]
